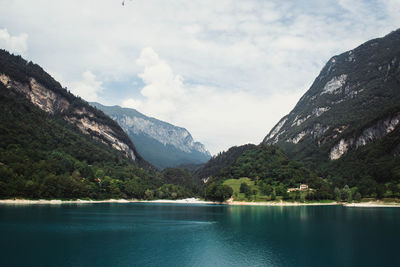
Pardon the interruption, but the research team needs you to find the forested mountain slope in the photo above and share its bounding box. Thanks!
[0,83,161,199]
[262,29,400,193]
[0,49,147,166]
[194,144,256,180]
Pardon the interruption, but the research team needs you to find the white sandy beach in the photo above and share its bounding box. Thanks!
[343,201,400,207]
[227,200,339,206]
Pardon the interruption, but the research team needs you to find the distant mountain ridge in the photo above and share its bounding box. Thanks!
[91,102,211,169]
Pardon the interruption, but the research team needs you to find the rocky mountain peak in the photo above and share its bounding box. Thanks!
[263,29,400,161]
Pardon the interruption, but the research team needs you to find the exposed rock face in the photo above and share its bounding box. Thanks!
[65,115,136,160]
[286,123,330,145]
[329,113,400,159]
[0,74,140,162]
[264,117,288,144]
[0,74,69,114]
[320,74,347,95]
[117,114,208,155]
[91,102,211,169]
[263,29,400,161]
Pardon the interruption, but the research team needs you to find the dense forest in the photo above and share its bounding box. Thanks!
[201,144,400,202]
[194,144,256,179]
[203,145,329,201]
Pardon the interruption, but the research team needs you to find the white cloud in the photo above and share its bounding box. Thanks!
[137,47,185,100]
[68,71,104,102]
[122,48,303,154]
[0,28,28,55]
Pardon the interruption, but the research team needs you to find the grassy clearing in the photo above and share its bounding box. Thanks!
[223,177,255,193]
[223,178,272,201]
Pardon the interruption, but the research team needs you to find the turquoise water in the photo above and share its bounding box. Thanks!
[0,204,399,267]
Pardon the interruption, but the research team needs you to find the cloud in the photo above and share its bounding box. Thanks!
[0,28,28,55]
[137,47,185,100]
[122,48,303,154]
[122,47,186,120]
[68,71,104,102]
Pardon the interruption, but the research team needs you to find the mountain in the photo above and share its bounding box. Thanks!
[0,49,150,167]
[90,102,211,169]
[194,144,256,180]
[263,29,400,192]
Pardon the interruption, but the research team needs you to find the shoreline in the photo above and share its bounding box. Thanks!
[0,198,215,205]
[0,198,399,207]
[343,201,400,207]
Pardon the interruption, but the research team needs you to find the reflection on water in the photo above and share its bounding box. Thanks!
[0,204,399,267]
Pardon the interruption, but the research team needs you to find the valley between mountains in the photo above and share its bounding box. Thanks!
[1,29,400,205]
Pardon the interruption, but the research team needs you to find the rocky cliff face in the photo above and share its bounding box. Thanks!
[0,74,70,114]
[0,50,144,164]
[329,113,400,160]
[117,113,208,155]
[263,29,400,162]
[91,102,211,169]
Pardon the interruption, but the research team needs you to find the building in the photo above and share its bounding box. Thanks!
[299,184,309,191]
[287,184,309,192]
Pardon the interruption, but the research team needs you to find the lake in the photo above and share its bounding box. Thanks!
[0,203,399,267]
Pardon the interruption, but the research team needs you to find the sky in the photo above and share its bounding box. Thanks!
[0,0,399,155]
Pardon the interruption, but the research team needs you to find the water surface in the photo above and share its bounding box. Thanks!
[0,204,398,266]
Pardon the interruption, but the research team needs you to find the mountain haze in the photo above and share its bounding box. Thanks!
[91,102,211,169]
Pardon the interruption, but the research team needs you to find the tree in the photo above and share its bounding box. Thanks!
[240,182,250,195]
[205,183,233,202]
[341,185,352,202]
[334,187,341,202]
[144,189,154,200]
[123,179,144,199]
[215,185,233,202]
[261,184,273,195]
[354,192,362,202]
[376,184,386,199]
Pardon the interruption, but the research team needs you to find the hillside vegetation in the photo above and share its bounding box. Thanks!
[261,29,400,199]
[204,145,334,201]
